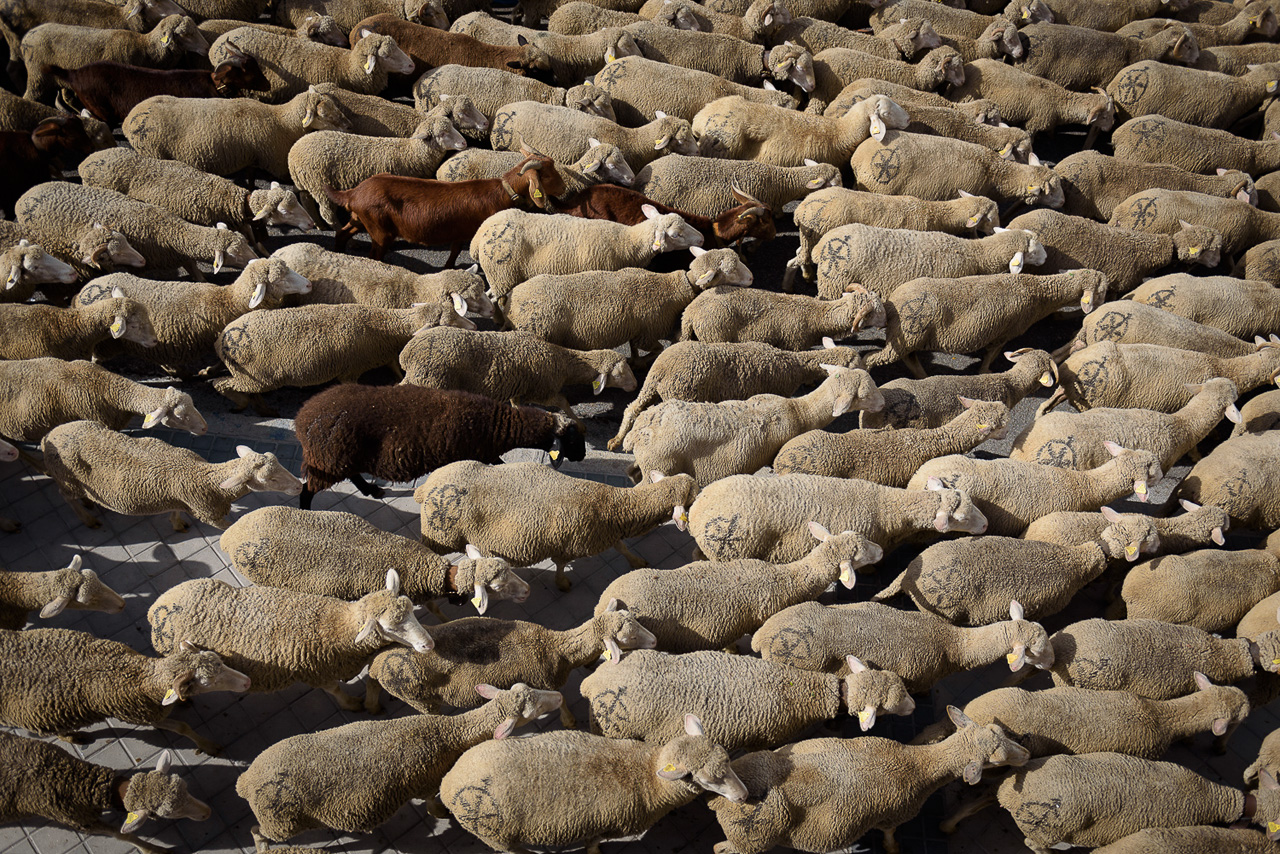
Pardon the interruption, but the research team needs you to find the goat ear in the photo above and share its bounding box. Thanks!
[517,33,528,45]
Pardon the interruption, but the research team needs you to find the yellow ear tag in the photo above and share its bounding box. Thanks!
[1125,545,1137,556]
[1134,482,1148,495]
[471,596,483,607]
[968,216,979,226]
[163,689,176,702]
[1188,247,1200,256]
[857,709,872,724]
[603,648,613,661]
[161,34,169,44]
[1000,143,1012,156]
[1272,658,1280,665]
[533,190,543,197]
[662,763,677,773]
[110,320,123,335]
[592,378,604,393]
[1026,185,1036,193]
[605,52,616,62]
[126,812,140,824]
[1040,371,1054,386]
[652,242,662,250]
[1005,652,1019,665]
[977,424,989,430]
[549,450,560,460]
[1270,822,1280,833]
[838,568,851,584]
[870,119,882,136]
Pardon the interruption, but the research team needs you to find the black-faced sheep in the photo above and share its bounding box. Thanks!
[293,383,586,509]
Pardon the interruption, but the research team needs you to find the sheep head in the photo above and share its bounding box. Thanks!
[353,569,434,652]
[767,43,814,93]
[211,52,271,95]
[1177,498,1229,546]
[1004,601,1053,671]
[219,445,304,497]
[120,751,211,832]
[841,656,914,731]
[298,88,351,132]
[410,114,467,151]
[298,14,348,46]
[548,412,586,465]
[475,682,563,739]
[978,19,1023,60]
[686,246,751,289]
[38,554,126,619]
[1100,442,1162,503]
[456,546,531,613]
[250,185,315,231]
[211,222,259,274]
[654,715,748,802]
[881,17,941,60]
[2,240,75,289]
[163,642,252,703]
[591,350,638,394]
[651,114,699,156]
[920,46,964,90]
[944,707,1031,784]
[142,386,208,436]
[568,86,616,122]
[839,283,886,332]
[1097,506,1161,562]
[644,206,704,253]
[1005,346,1057,387]
[603,30,641,64]
[580,139,634,185]
[407,0,449,28]
[645,471,696,530]
[433,94,489,133]
[924,484,988,535]
[98,291,158,348]
[354,31,414,76]
[711,186,775,246]
[806,522,883,588]
[595,598,657,664]
[956,397,1010,441]
[1172,220,1223,269]
[78,224,144,269]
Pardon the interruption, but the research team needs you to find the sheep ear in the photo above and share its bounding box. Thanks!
[689,245,706,257]
[683,713,704,735]
[641,204,660,220]
[1009,599,1024,621]
[1193,671,1212,691]
[657,762,688,780]
[958,189,974,197]
[649,470,665,483]
[476,683,500,699]
[1103,440,1124,456]
[365,53,378,74]
[236,444,253,458]
[947,705,976,729]
[39,595,72,618]
[141,406,167,429]
[846,655,868,673]
[1027,152,1042,166]
[925,476,945,491]
[465,544,483,560]
[155,750,172,775]
[763,79,776,90]
[808,520,831,542]
[822,337,836,348]
[958,395,975,409]
[111,285,126,299]
[1100,506,1121,523]
[655,110,667,119]
[386,568,401,594]
[588,137,601,148]
[249,279,267,309]
[606,597,620,612]
[121,809,149,833]
[1178,219,1194,230]
[804,158,818,167]
[1179,499,1201,512]
[1262,770,1280,791]
[354,616,377,643]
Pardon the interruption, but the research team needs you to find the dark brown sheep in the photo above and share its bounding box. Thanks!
[555,182,775,249]
[0,116,95,215]
[323,151,566,264]
[294,384,587,509]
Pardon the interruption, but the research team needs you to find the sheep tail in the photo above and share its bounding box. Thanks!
[871,568,907,602]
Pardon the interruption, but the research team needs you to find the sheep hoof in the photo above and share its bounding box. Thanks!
[57,731,91,745]
[426,797,450,820]
[194,740,223,757]
[605,436,623,451]
[556,574,572,592]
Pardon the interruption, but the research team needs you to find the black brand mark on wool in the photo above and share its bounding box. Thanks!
[1127,196,1159,229]
[1146,287,1175,309]
[233,539,266,569]
[1221,468,1252,512]
[149,602,183,650]
[1071,653,1111,681]
[490,110,516,150]
[78,283,112,305]
[701,514,746,557]
[1092,310,1130,342]
[452,778,503,838]
[1129,118,1165,146]
[375,651,416,696]
[897,293,933,336]
[1034,436,1076,469]
[883,392,921,427]
[730,799,769,834]
[916,559,964,614]
[591,685,631,731]
[1075,359,1109,393]
[219,326,252,369]
[483,219,519,265]
[255,770,301,817]
[820,233,854,267]
[1258,247,1280,283]
[1115,68,1149,105]
[869,147,901,185]
[423,483,468,529]
[1014,797,1063,833]
[596,62,624,88]
[766,625,816,666]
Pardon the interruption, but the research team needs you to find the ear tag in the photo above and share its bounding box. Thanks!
[1272,659,1280,666]
[549,449,560,460]
[1039,371,1054,386]
[603,648,613,661]
[652,241,662,250]
[126,812,141,824]
[1188,246,1200,257]
[471,595,483,607]
[163,689,176,702]
[977,424,989,430]
[1134,482,1148,495]
[857,709,872,724]
[1270,822,1280,833]
[1005,652,1019,665]
[838,568,852,585]
[592,377,604,393]
[1026,185,1036,193]
[110,320,123,335]
[661,763,677,773]
[533,190,543,197]
[968,216,980,226]
[1125,545,1137,557]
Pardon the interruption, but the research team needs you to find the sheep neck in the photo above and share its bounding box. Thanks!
[0,569,53,612]
[928,414,992,458]
[1223,350,1280,391]
[1148,692,1234,741]
[562,351,606,386]
[549,616,611,669]
[953,622,1018,670]
[613,479,685,539]
[207,459,252,500]
[902,736,979,792]
[775,553,841,601]
[787,382,844,432]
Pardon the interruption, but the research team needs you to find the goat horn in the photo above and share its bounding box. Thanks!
[518,158,541,174]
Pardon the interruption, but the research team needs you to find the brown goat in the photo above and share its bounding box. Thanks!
[323,151,567,264]
[50,51,270,125]
[349,14,553,79]
[0,116,95,215]
[556,182,775,249]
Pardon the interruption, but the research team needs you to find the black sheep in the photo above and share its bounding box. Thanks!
[294,384,587,509]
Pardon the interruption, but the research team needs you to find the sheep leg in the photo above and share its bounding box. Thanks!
[614,539,648,569]
[978,344,1006,374]
[425,796,450,819]
[1035,388,1067,418]
[444,243,462,268]
[903,352,927,380]
[586,840,603,854]
[248,394,279,418]
[95,823,172,854]
[169,511,190,533]
[609,391,658,451]
[713,842,744,854]
[881,824,901,854]
[318,681,364,712]
[55,731,91,745]
[363,676,384,715]
[183,263,208,283]
[348,473,385,499]
[555,561,571,592]
[153,717,221,756]
[939,790,998,834]
[560,701,577,729]
[58,487,101,528]
[16,446,46,474]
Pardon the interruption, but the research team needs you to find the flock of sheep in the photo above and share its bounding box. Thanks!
[10,0,1280,851]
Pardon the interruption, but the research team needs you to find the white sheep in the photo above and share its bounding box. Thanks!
[0,554,124,630]
[491,100,699,169]
[208,25,413,103]
[623,365,884,487]
[470,205,704,308]
[680,285,885,349]
[148,569,432,710]
[41,421,303,531]
[0,287,157,361]
[690,93,908,165]
[590,55,798,124]
[633,154,841,218]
